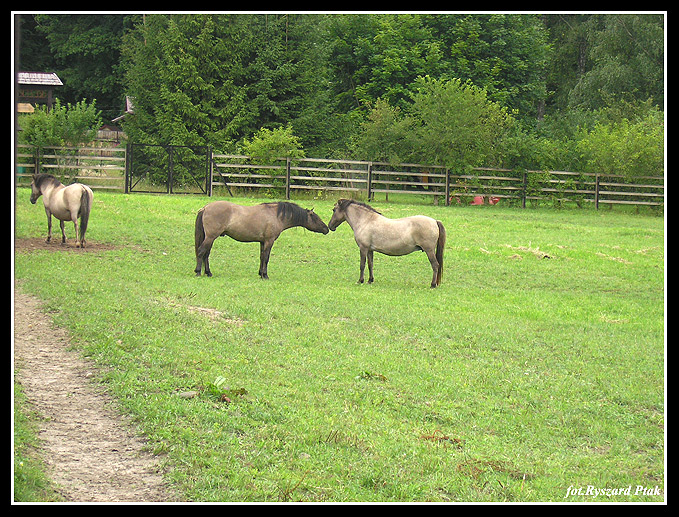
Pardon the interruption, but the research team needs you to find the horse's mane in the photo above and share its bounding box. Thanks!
[275,202,309,226]
[337,198,382,215]
[32,173,62,190]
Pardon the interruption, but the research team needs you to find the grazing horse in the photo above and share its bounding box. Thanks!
[29,173,93,248]
[194,201,329,279]
[328,199,446,288]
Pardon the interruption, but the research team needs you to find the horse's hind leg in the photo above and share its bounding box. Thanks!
[60,220,67,244]
[71,218,82,247]
[425,249,440,288]
[195,236,216,276]
[203,253,212,277]
[78,217,87,248]
[196,235,217,277]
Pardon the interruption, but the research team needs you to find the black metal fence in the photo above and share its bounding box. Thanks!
[126,143,211,194]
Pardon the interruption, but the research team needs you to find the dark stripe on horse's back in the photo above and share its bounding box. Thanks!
[337,198,382,215]
[33,173,62,190]
[276,202,308,226]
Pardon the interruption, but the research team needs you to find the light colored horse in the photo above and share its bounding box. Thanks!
[195,201,329,279]
[328,199,446,288]
[29,174,94,248]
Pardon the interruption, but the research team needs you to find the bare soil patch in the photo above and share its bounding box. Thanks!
[13,285,177,502]
[15,237,121,254]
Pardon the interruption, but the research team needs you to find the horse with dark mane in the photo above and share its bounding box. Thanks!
[29,173,93,248]
[194,201,329,279]
[328,198,446,288]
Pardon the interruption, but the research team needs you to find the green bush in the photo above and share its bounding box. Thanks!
[18,99,102,148]
[351,76,513,170]
[241,125,305,165]
[576,112,664,178]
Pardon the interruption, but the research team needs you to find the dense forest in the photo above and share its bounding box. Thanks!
[17,13,664,176]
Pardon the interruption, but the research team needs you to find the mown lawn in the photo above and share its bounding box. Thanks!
[14,190,665,502]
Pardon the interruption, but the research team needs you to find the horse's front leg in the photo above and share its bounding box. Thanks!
[367,250,374,283]
[44,210,52,243]
[358,247,367,284]
[259,240,274,279]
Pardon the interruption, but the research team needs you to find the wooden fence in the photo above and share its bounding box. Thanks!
[16,145,664,209]
[211,154,664,209]
[16,143,126,191]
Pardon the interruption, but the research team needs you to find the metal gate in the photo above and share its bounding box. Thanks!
[126,144,211,194]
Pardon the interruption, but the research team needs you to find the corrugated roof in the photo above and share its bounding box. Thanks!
[18,72,63,86]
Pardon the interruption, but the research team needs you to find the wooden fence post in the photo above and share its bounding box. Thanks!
[445,168,450,206]
[124,143,130,194]
[595,173,600,210]
[35,146,41,175]
[367,162,373,201]
[207,147,213,197]
[522,170,528,209]
[285,157,291,200]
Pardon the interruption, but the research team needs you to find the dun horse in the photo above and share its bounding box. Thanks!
[195,201,329,279]
[328,199,446,288]
[29,173,93,248]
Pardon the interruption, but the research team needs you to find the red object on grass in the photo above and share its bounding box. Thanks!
[470,196,500,205]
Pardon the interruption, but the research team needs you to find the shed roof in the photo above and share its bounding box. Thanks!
[18,72,63,86]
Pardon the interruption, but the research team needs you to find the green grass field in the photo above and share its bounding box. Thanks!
[14,190,665,502]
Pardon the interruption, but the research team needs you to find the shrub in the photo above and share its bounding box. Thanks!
[18,99,102,148]
[241,125,305,165]
[576,112,664,178]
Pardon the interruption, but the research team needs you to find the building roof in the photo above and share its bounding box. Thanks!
[18,72,63,86]
[17,103,35,113]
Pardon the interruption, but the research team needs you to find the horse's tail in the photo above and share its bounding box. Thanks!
[435,220,446,286]
[79,187,92,242]
[195,207,206,257]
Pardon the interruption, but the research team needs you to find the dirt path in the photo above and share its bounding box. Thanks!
[13,285,176,502]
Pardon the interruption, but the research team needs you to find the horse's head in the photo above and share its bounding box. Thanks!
[306,208,329,235]
[29,176,42,204]
[328,200,348,231]
[29,174,60,204]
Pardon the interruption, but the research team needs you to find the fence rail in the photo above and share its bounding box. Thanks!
[16,145,664,209]
[16,144,126,191]
[211,154,664,209]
